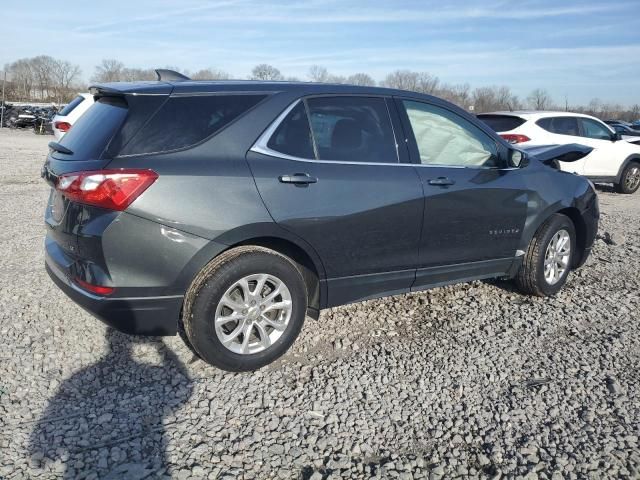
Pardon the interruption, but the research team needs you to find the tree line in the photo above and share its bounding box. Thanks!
[3,56,639,121]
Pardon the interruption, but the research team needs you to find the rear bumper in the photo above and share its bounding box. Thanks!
[45,247,182,336]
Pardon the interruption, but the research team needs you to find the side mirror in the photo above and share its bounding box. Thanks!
[509,149,528,168]
[612,132,622,142]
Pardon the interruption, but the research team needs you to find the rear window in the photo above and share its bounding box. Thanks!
[120,94,266,156]
[477,114,526,132]
[53,97,128,161]
[536,117,579,136]
[58,96,85,116]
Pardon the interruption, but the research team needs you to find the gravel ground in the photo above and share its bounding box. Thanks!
[0,128,639,480]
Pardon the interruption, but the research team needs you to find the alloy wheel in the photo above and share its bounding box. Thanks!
[625,165,640,191]
[544,229,571,285]
[214,273,292,354]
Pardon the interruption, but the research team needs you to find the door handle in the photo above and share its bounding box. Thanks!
[279,173,318,185]
[428,177,455,186]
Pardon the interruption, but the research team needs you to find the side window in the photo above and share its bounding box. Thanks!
[267,102,315,159]
[305,96,398,163]
[402,100,499,167]
[121,94,267,155]
[58,95,85,116]
[536,117,579,136]
[581,118,613,140]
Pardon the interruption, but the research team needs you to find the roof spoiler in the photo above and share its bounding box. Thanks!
[155,69,191,82]
[520,143,593,165]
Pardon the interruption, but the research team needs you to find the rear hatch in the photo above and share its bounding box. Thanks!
[42,85,170,282]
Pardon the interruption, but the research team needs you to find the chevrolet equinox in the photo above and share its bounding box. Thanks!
[42,70,599,371]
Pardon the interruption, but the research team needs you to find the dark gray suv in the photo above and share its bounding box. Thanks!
[42,72,599,371]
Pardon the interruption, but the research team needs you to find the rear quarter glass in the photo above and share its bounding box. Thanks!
[53,97,127,161]
[477,115,526,132]
[118,94,268,156]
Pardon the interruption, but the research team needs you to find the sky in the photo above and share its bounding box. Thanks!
[2,0,640,106]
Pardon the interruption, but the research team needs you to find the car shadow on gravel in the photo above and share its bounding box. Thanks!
[28,328,193,479]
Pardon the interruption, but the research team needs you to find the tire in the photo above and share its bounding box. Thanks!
[514,214,576,296]
[183,246,307,372]
[614,162,640,194]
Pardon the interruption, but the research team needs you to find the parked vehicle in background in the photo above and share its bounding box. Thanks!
[33,108,56,135]
[478,111,640,193]
[607,123,640,144]
[7,107,37,129]
[604,120,631,127]
[1,104,58,131]
[42,73,599,371]
[52,93,94,140]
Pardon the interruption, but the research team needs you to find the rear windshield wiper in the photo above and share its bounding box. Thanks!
[48,141,74,155]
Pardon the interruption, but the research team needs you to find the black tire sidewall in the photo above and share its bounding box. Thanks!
[188,251,307,372]
[619,163,640,194]
[535,216,576,296]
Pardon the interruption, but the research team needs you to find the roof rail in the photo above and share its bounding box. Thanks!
[155,69,191,82]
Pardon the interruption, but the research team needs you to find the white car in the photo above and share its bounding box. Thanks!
[52,93,94,140]
[478,111,640,194]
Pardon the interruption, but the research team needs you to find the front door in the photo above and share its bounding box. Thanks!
[247,96,424,307]
[396,98,528,288]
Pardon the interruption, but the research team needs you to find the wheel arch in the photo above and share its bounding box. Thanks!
[616,154,640,183]
[556,207,587,268]
[232,236,324,319]
[518,203,590,270]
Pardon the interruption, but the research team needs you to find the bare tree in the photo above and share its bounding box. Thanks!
[5,56,82,102]
[437,83,471,108]
[120,68,156,82]
[308,65,330,83]
[527,88,552,110]
[52,60,81,103]
[346,73,376,86]
[4,55,640,122]
[191,68,230,80]
[382,70,439,94]
[382,70,420,91]
[250,64,283,81]
[92,59,125,83]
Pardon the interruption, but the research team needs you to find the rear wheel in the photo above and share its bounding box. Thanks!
[183,246,307,372]
[515,214,575,296]
[614,162,640,194]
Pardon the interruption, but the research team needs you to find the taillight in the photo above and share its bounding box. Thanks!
[54,121,71,132]
[56,169,158,211]
[75,278,114,295]
[500,134,531,144]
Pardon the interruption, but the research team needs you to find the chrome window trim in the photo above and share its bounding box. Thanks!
[250,98,511,171]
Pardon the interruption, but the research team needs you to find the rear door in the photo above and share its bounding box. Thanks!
[576,117,621,177]
[247,95,424,307]
[396,98,528,288]
[535,116,588,174]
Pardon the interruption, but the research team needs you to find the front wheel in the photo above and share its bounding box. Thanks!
[183,246,307,372]
[614,162,640,194]
[514,214,576,296]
